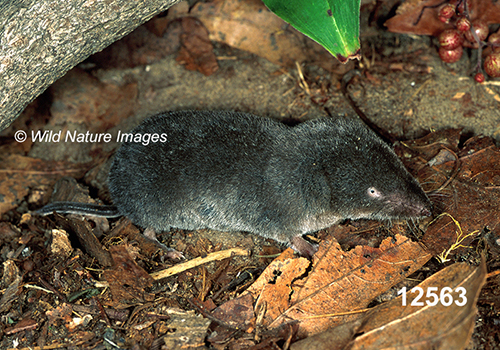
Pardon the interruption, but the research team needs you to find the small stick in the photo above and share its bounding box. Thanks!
[93,247,250,287]
[150,247,250,280]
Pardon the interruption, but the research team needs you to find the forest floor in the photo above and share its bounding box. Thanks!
[1,1,500,349]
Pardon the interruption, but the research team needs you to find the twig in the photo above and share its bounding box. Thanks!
[93,247,250,287]
[150,247,250,280]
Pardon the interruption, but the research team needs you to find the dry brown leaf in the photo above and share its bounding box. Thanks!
[290,319,362,350]
[189,0,346,73]
[0,223,20,254]
[211,292,255,332]
[385,0,500,37]
[458,136,500,185]
[247,250,311,326]
[423,180,500,257]
[344,261,486,349]
[103,244,155,306]
[397,130,500,258]
[397,128,461,158]
[175,17,219,76]
[47,69,138,132]
[291,261,486,349]
[243,233,431,339]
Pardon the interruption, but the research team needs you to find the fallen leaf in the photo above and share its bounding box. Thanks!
[290,318,361,350]
[103,244,155,306]
[396,130,500,258]
[175,17,219,76]
[0,223,20,252]
[243,233,431,339]
[291,260,486,349]
[190,0,348,72]
[211,292,256,332]
[344,261,486,349]
[250,251,311,326]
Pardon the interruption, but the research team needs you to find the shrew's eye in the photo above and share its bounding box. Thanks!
[367,187,382,199]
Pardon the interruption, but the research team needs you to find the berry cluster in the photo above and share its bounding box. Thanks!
[436,0,500,82]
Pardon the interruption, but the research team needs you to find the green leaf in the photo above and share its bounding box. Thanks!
[262,0,361,63]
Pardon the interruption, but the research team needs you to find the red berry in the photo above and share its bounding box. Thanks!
[439,29,463,50]
[488,32,500,52]
[439,46,463,63]
[439,4,455,19]
[465,20,489,43]
[456,17,471,32]
[474,73,485,83]
[484,52,500,77]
